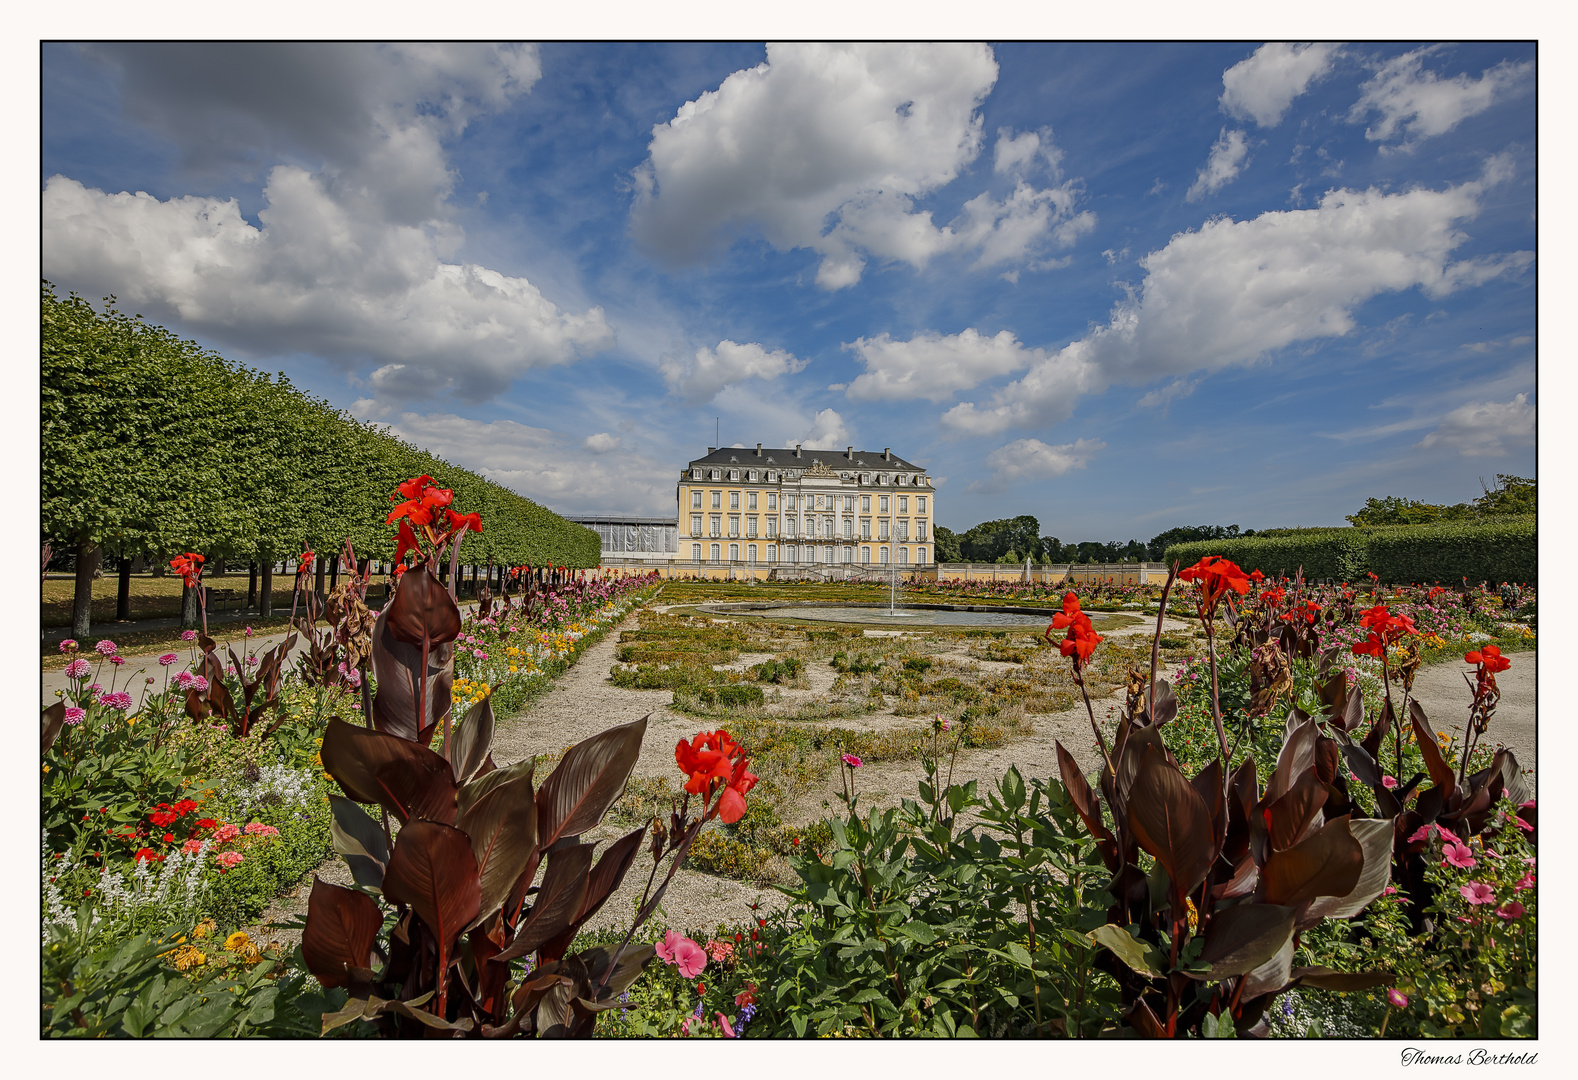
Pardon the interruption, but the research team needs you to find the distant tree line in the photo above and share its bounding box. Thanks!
[42,282,600,635]
[931,476,1534,570]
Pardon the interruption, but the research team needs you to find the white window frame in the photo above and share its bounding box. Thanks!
[768,492,777,510]
[729,515,740,537]
[898,546,909,564]
[917,546,927,564]
[748,491,758,510]
[879,495,889,512]
[710,469,721,480]
[861,546,871,564]
[879,546,889,565]
[767,519,777,537]
[710,514,721,536]
[690,514,702,536]
[861,495,871,512]
[729,543,740,561]
[692,543,702,561]
[709,543,721,562]
[747,544,757,563]
[917,496,926,513]
[899,496,909,513]
[767,544,777,563]
[711,490,721,508]
[746,517,757,537]
[748,470,757,482]
[692,469,702,480]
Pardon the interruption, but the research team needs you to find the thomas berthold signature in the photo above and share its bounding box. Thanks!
[1401,1048,1538,1066]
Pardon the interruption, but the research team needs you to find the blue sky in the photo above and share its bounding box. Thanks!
[40,42,1536,544]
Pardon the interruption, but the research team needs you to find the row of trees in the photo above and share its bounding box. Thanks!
[42,283,600,634]
[930,477,1534,570]
[1345,476,1536,526]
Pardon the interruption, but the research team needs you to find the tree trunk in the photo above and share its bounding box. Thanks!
[329,554,340,593]
[116,556,132,621]
[131,553,145,574]
[260,560,274,617]
[180,580,199,630]
[314,556,326,598]
[150,555,166,578]
[248,563,258,609]
[72,534,100,638]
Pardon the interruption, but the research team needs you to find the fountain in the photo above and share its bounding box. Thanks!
[878,561,916,617]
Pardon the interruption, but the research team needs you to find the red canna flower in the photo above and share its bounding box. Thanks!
[395,474,436,500]
[1464,645,1511,673]
[675,730,756,824]
[394,519,422,565]
[1249,569,1265,583]
[1177,555,1250,617]
[169,553,205,588]
[1045,592,1102,668]
[446,509,484,534]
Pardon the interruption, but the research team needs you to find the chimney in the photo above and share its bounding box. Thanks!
[795,444,802,458]
[883,447,890,461]
[847,446,853,459]
[756,443,762,456]
[707,447,715,454]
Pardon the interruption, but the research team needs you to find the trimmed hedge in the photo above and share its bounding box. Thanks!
[1163,516,1536,585]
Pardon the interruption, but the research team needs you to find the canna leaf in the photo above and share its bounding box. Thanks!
[1259,815,1364,908]
[320,716,458,825]
[301,876,383,990]
[1126,744,1215,899]
[448,696,495,784]
[535,717,647,849]
[1188,903,1296,981]
[328,795,390,893]
[454,768,537,928]
[381,820,481,961]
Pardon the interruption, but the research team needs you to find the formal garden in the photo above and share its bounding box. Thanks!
[40,462,1537,1037]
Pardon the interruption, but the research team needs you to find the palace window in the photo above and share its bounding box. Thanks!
[844,495,855,512]
[879,520,890,540]
[748,491,757,510]
[861,518,871,539]
[879,547,889,565]
[842,546,853,563]
[767,544,777,562]
[861,495,870,512]
[692,543,702,561]
[787,494,797,510]
[710,543,721,562]
[768,493,777,510]
[746,517,757,537]
[729,470,739,481]
[711,491,721,508]
[767,519,777,537]
[729,516,740,537]
[861,546,871,564]
[747,544,757,563]
[897,521,909,541]
[729,543,740,560]
[691,491,702,509]
[730,491,740,509]
[767,471,777,481]
[916,519,927,540]
[879,495,889,513]
[710,469,720,480]
[692,469,702,480]
[786,519,796,536]
[898,547,909,564]
[917,496,926,513]
[690,514,701,536]
[843,518,853,538]
[710,514,721,537]
[898,495,908,513]
[917,546,927,563]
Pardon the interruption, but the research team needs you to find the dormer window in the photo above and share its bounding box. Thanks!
[692,469,702,480]
[729,470,739,481]
[767,471,777,481]
[710,469,721,480]
[748,470,758,482]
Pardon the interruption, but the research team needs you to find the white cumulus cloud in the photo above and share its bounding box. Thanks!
[1417,394,1535,456]
[42,44,613,405]
[1349,47,1533,146]
[659,339,807,405]
[629,44,1093,289]
[1186,128,1251,201]
[944,163,1532,436]
[1220,43,1342,127]
[984,437,1105,483]
[844,328,1040,403]
[786,408,852,449]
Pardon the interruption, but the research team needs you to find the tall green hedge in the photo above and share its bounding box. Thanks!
[42,282,599,570]
[1162,517,1536,585]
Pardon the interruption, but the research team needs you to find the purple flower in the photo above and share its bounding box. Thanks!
[58,639,78,653]
[95,639,117,656]
[63,706,86,726]
[64,658,90,680]
[100,692,133,712]
[158,653,178,667]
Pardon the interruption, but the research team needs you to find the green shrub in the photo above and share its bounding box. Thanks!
[1365,516,1536,586]
[698,684,765,708]
[829,649,881,675]
[750,657,805,683]
[1164,529,1369,581]
[201,786,332,929]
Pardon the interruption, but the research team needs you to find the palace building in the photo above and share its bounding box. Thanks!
[677,444,934,572]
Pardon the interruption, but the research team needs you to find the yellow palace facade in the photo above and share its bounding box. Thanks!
[677,444,935,573]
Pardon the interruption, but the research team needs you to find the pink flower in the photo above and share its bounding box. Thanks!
[1387,988,1409,1009]
[95,640,117,656]
[705,939,735,962]
[1519,799,1535,809]
[1381,886,1398,897]
[100,692,133,712]
[181,839,203,855]
[180,630,197,642]
[716,1012,736,1037]
[842,754,863,768]
[59,639,77,653]
[1496,901,1525,921]
[244,654,259,667]
[1514,873,1534,891]
[1509,815,1534,833]
[1442,842,1478,870]
[1382,775,1397,789]
[63,706,85,725]
[110,656,125,666]
[174,671,196,690]
[243,822,280,838]
[213,823,242,843]
[158,654,178,667]
[190,675,209,693]
[215,851,244,869]
[244,626,254,637]
[64,658,90,680]
[1459,881,1496,906]
[655,930,707,979]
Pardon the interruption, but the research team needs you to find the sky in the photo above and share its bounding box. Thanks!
[39,41,1537,544]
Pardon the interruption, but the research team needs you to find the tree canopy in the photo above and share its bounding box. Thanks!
[41,283,599,569]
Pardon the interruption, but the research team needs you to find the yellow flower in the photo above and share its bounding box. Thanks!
[1185,896,1199,935]
[169,944,207,971]
[191,920,216,940]
[42,764,49,774]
